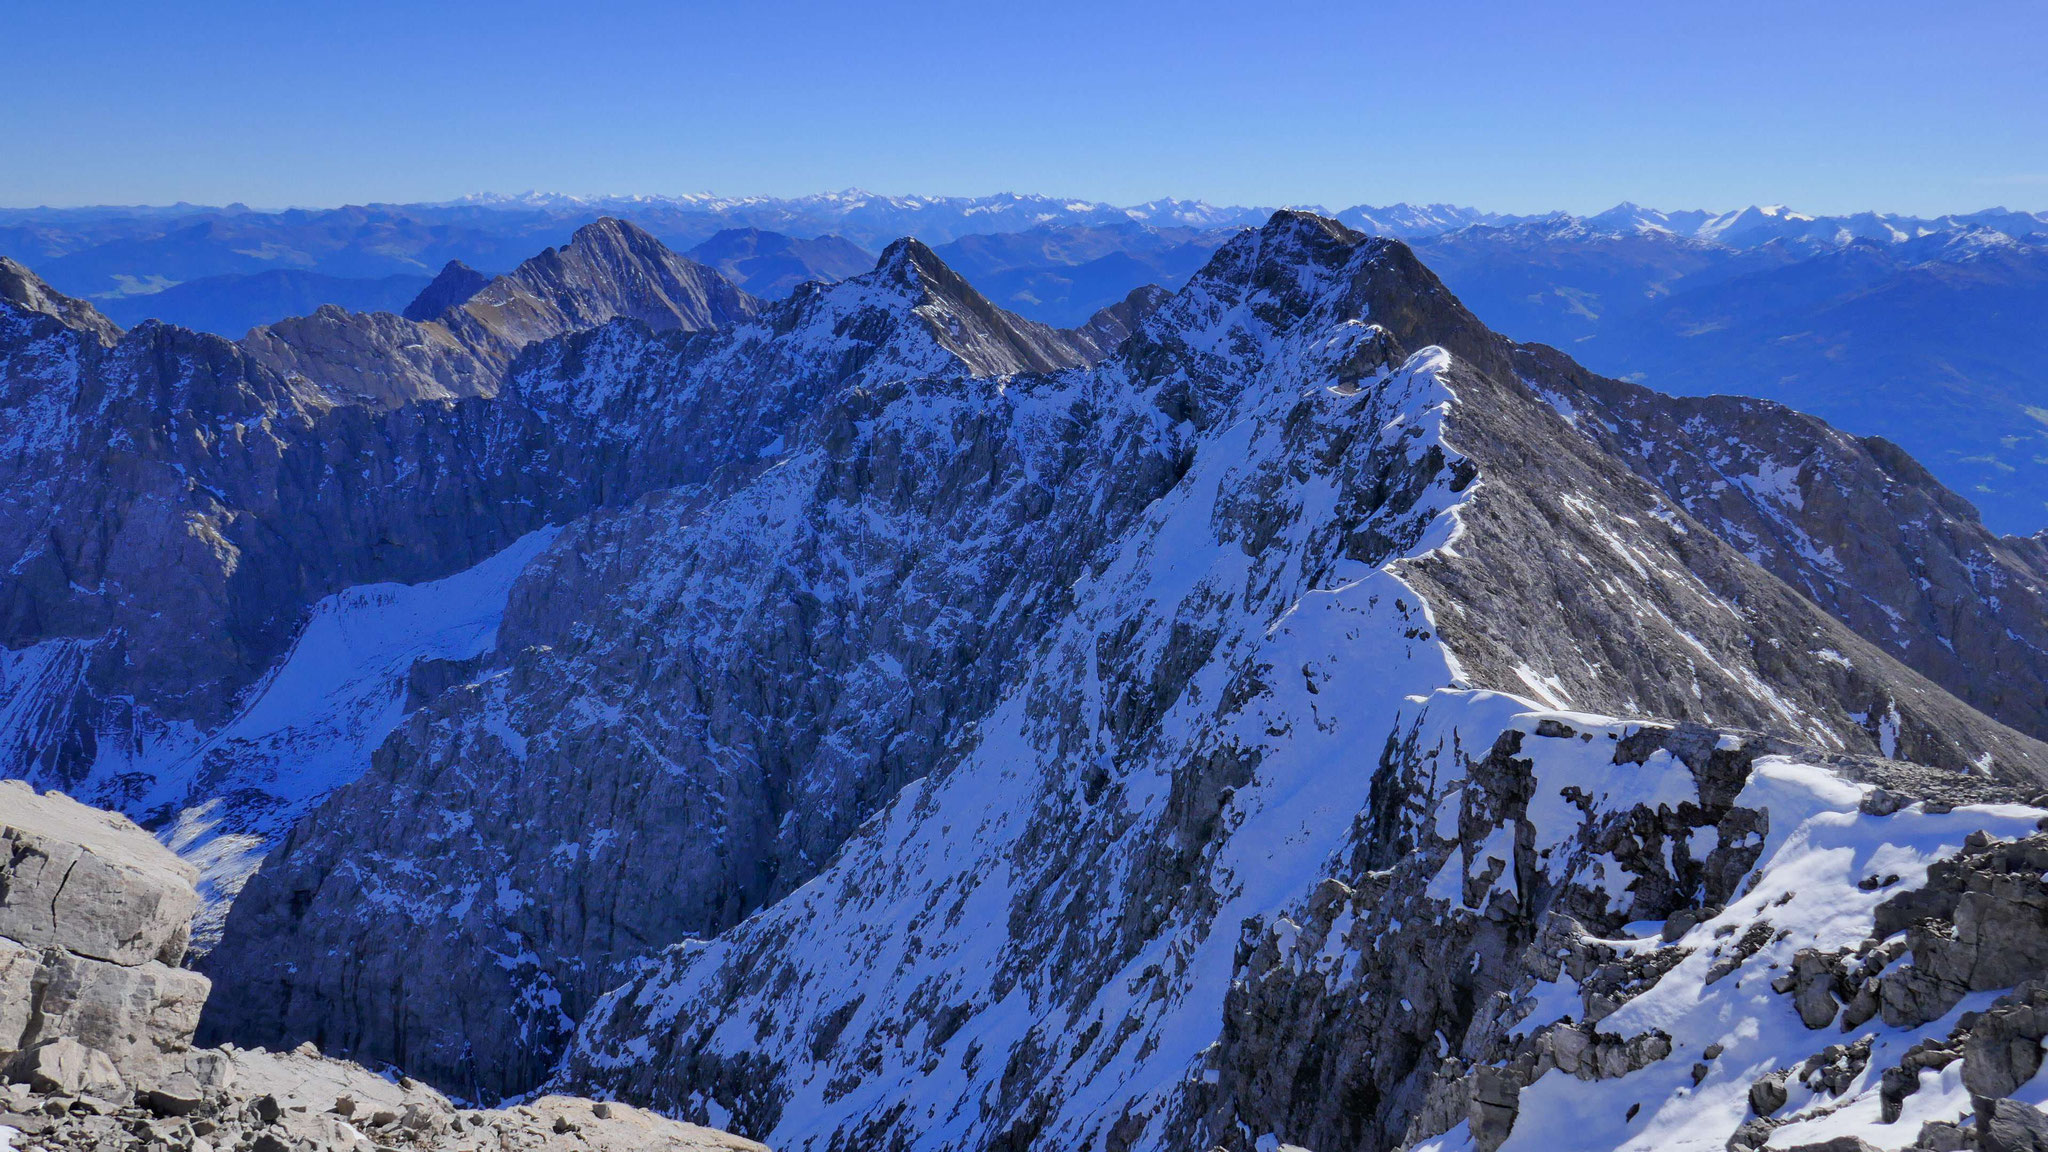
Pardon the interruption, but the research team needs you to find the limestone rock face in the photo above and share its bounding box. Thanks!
[0,789,768,1151]
[245,217,764,408]
[1533,354,2048,744]
[1,1042,771,1152]
[0,781,209,1093]
[0,781,198,966]
[0,258,121,346]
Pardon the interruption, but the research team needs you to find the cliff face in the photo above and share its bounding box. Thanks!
[4,212,2047,1150]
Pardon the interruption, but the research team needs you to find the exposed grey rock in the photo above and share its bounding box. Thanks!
[1788,948,1843,1030]
[401,259,489,322]
[19,946,209,1087]
[0,782,210,1096]
[1987,1099,2048,1152]
[1467,1065,1519,1152]
[247,217,763,408]
[1917,1119,1975,1151]
[0,790,766,1151]
[0,781,198,966]
[9,1037,122,1100]
[1534,355,2048,745]
[0,257,121,346]
[8,208,2048,1152]
[1961,982,2048,1099]
[2,1044,769,1151]
[1748,1070,1790,1117]
[1879,836,2048,1027]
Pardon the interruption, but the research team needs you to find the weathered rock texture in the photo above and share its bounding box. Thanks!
[0,780,209,1095]
[1531,358,2048,743]
[531,215,2048,1150]
[1,1042,769,1152]
[243,216,763,408]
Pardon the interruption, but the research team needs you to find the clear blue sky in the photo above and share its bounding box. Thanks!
[3,0,2043,216]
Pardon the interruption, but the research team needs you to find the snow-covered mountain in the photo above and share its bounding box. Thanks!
[3,211,2048,1152]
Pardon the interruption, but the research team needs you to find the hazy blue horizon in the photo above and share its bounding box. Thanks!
[1,190,2044,221]
[3,0,2044,216]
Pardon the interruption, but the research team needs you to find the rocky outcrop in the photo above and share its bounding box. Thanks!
[196,247,1196,1096]
[1381,812,2048,1152]
[195,212,2047,1120]
[0,259,121,347]
[1876,833,2048,1028]
[0,784,765,1151]
[530,216,2048,1151]
[242,217,762,408]
[1065,283,1171,361]
[0,781,211,1096]
[0,1042,769,1152]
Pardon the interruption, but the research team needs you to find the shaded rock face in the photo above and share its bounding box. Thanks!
[0,258,122,347]
[0,226,1105,887]
[1528,352,2048,745]
[0,780,209,1095]
[197,266,1193,1098]
[401,259,489,322]
[1381,821,2048,1152]
[243,216,764,408]
[1876,834,2048,1029]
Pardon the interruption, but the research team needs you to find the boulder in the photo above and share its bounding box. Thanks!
[1987,1098,2048,1152]
[8,1037,125,1101]
[0,782,209,1089]
[0,780,198,966]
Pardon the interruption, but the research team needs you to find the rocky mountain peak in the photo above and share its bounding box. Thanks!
[0,256,123,346]
[240,219,763,409]
[802,236,1100,376]
[1130,210,1508,414]
[457,216,761,342]
[400,259,488,321]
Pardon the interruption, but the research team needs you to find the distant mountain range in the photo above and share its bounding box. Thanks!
[3,192,2044,531]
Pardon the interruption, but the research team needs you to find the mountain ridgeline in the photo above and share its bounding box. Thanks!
[2,212,2047,1152]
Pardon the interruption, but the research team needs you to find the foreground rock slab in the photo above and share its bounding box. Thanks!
[0,783,767,1151]
[2,1042,766,1151]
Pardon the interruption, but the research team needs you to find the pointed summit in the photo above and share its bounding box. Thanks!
[402,259,488,322]
[247,220,763,408]
[461,217,761,343]
[1161,210,1505,376]
[837,237,1100,376]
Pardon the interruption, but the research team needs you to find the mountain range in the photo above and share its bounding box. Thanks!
[4,192,2044,533]
[3,207,2048,1150]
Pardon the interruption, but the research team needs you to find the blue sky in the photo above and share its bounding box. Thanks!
[2,0,2043,215]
